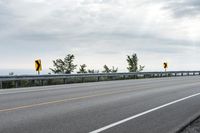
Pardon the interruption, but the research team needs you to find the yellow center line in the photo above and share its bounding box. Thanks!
[0,89,134,113]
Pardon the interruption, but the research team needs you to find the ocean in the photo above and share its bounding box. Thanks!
[0,69,50,76]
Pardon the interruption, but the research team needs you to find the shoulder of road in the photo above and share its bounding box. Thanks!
[180,116,200,133]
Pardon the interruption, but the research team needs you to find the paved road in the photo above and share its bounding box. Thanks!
[0,76,200,133]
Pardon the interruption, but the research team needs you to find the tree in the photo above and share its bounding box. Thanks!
[102,65,111,73]
[139,65,145,72]
[9,72,14,76]
[102,65,118,73]
[50,54,77,74]
[127,53,145,72]
[88,69,99,74]
[88,69,95,73]
[111,66,118,73]
[78,64,87,73]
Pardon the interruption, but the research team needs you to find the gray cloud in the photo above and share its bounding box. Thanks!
[0,0,200,73]
[164,0,200,17]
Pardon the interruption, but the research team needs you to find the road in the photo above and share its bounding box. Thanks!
[0,76,200,133]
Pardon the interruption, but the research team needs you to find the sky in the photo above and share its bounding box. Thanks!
[0,0,200,75]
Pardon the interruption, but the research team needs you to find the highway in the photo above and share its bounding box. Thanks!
[0,76,200,133]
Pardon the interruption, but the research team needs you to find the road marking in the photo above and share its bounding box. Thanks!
[90,92,200,133]
[0,89,138,113]
[0,81,200,113]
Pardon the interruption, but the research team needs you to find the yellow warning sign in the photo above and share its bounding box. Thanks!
[35,59,42,72]
[163,62,168,69]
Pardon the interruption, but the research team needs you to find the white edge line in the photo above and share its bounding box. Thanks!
[89,92,200,133]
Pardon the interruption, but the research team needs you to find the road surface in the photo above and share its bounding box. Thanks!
[0,76,200,133]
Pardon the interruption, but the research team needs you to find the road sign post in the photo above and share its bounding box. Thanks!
[35,59,42,75]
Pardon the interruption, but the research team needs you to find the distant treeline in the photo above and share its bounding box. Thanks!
[49,53,145,74]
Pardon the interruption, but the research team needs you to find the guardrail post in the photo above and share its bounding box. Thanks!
[42,80,45,86]
[31,80,35,86]
[135,74,138,79]
[156,74,158,77]
[15,81,19,88]
[66,78,69,84]
[0,81,2,89]
[39,80,42,86]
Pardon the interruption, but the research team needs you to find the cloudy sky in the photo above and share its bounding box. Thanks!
[0,0,200,74]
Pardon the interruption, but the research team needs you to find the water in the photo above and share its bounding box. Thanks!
[0,69,50,76]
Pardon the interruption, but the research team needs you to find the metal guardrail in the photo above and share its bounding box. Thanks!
[0,71,200,89]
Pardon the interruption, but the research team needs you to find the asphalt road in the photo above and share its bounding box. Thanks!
[0,76,200,133]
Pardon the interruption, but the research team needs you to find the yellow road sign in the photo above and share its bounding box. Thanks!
[35,59,42,72]
[163,62,168,69]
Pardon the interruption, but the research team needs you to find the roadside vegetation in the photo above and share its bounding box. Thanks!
[49,53,144,74]
[50,54,77,74]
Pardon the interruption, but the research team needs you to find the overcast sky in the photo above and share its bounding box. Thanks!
[0,0,200,74]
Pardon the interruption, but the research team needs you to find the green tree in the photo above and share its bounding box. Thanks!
[50,54,77,74]
[102,65,111,73]
[88,69,99,74]
[9,72,14,76]
[111,66,118,73]
[78,64,87,73]
[102,65,118,73]
[139,65,145,72]
[127,53,145,72]
[88,69,95,73]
